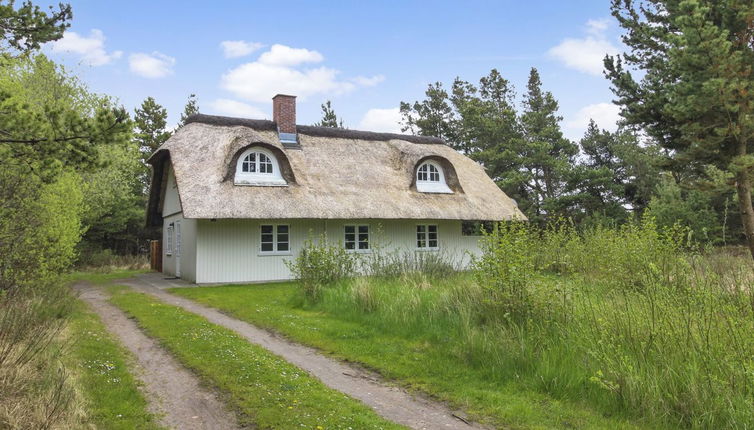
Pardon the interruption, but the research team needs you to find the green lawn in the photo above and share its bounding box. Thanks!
[170,282,648,430]
[65,299,161,429]
[108,287,404,430]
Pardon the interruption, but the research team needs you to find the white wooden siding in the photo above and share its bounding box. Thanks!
[194,218,483,284]
[162,214,197,282]
[162,167,182,216]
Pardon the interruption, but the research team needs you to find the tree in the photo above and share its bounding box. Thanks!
[400,82,460,149]
[515,68,578,222]
[179,93,199,126]
[134,96,170,160]
[605,0,754,258]
[314,100,344,128]
[0,0,72,54]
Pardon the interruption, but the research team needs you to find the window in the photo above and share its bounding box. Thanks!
[344,225,370,251]
[235,147,286,186]
[416,160,452,193]
[166,224,174,256]
[416,224,438,250]
[260,224,290,254]
[461,221,494,236]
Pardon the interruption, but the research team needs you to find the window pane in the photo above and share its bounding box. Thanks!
[358,240,369,250]
[345,241,355,250]
[428,225,437,233]
[261,225,273,234]
[261,234,273,243]
[277,225,288,234]
[345,226,355,234]
[358,225,368,234]
[358,233,369,242]
[417,225,426,233]
[278,242,289,251]
[428,232,437,241]
[277,234,289,243]
[429,240,438,248]
[345,233,355,242]
[261,242,273,252]
[417,239,426,248]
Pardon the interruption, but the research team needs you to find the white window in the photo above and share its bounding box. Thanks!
[260,224,290,254]
[416,224,439,250]
[344,225,370,251]
[235,147,286,186]
[416,161,452,193]
[166,224,174,256]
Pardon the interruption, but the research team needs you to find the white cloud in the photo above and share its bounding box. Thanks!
[358,107,402,133]
[258,44,323,66]
[220,44,384,102]
[548,19,619,76]
[49,29,122,66]
[565,102,621,139]
[209,98,268,119]
[129,52,175,78]
[220,40,264,58]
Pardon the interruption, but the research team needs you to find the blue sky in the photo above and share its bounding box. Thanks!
[42,0,625,140]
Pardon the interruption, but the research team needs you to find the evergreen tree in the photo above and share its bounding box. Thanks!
[605,0,754,258]
[400,82,460,149]
[179,93,199,126]
[516,68,578,222]
[314,100,344,128]
[0,1,72,53]
[134,96,170,160]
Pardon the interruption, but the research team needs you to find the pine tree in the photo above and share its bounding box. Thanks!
[605,0,754,258]
[400,82,459,148]
[134,97,170,160]
[179,93,199,126]
[314,100,344,128]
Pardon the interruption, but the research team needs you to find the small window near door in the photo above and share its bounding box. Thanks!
[416,224,439,250]
[166,224,174,256]
[344,225,369,251]
[260,224,290,254]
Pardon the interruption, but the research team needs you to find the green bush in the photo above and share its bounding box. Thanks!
[285,235,357,301]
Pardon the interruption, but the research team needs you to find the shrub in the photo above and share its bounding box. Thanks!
[285,235,357,301]
[362,247,461,279]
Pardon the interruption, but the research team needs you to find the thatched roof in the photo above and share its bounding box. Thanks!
[147,114,524,225]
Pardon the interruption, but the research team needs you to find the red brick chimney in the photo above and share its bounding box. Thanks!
[272,94,296,134]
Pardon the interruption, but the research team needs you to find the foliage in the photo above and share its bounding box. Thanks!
[649,176,722,244]
[605,0,754,258]
[0,0,72,54]
[285,235,357,300]
[110,288,403,430]
[313,99,343,128]
[134,96,170,162]
[178,93,199,126]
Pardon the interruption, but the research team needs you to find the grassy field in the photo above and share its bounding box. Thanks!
[172,280,647,430]
[172,220,754,430]
[64,299,161,429]
[108,286,404,430]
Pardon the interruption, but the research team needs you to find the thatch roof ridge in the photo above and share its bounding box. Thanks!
[184,113,445,145]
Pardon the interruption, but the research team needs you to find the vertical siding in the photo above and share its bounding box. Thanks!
[195,218,483,284]
[162,166,182,216]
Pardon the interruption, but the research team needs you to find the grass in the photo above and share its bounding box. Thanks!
[64,299,161,429]
[66,268,150,286]
[108,286,404,430]
[171,280,647,430]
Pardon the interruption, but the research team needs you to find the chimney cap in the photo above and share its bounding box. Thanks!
[273,93,297,99]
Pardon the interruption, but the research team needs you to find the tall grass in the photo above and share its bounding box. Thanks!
[300,218,754,428]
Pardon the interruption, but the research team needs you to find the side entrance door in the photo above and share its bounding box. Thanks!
[175,221,182,278]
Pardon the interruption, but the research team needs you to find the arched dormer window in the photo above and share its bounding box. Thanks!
[416,160,452,193]
[235,147,287,186]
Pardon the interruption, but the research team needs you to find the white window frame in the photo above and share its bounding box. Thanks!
[259,224,291,255]
[344,224,371,253]
[416,224,439,251]
[235,147,287,186]
[416,160,452,194]
[166,224,174,256]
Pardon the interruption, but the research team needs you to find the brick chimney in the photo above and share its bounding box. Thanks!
[272,94,296,134]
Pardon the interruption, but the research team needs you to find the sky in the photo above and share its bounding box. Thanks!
[41,0,626,141]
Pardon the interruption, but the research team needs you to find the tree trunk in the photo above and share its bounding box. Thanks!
[735,167,754,260]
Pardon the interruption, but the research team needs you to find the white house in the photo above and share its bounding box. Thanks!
[146,94,523,284]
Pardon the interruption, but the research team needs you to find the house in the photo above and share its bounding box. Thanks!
[146,94,524,283]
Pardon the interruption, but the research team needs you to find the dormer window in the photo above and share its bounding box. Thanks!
[235,147,287,186]
[416,160,452,193]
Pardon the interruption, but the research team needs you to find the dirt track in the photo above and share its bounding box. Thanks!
[74,283,240,430]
